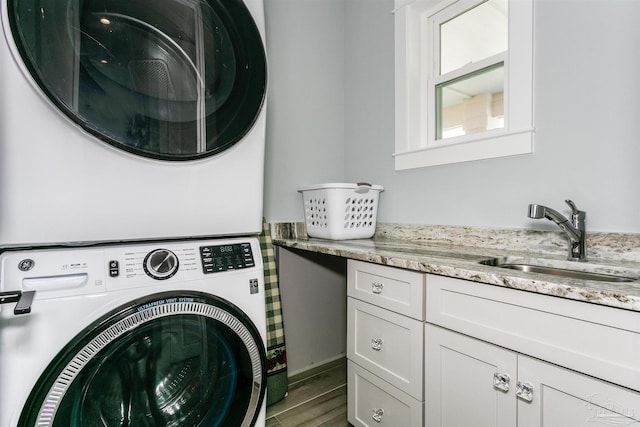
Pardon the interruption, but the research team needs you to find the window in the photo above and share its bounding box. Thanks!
[394,0,533,169]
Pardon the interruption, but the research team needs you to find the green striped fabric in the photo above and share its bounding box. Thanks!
[259,219,288,405]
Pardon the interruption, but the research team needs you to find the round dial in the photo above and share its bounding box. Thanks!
[143,249,179,280]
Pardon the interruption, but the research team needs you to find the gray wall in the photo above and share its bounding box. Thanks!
[264,0,346,223]
[277,248,347,375]
[265,0,640,233]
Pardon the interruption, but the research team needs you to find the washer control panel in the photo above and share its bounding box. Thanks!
[200,243,255,274]
[0,238,261,299]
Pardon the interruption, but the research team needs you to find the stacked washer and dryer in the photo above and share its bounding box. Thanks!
[0,0,269,426]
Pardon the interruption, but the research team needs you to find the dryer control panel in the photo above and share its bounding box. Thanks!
[200,243,255,274]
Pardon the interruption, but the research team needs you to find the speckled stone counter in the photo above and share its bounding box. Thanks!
[271,223,640,312]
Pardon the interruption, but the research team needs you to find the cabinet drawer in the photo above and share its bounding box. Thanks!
[348,361,423,427]
[348,260,425,320]
[425,274,640,391]
[348,297,424,398]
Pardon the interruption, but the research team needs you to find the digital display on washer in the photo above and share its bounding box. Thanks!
[200,243,255,273]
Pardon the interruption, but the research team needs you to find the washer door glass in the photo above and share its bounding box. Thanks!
[8,0,266,161]
[19,292,266,427]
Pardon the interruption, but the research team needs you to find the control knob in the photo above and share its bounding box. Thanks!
[144,249,179,280]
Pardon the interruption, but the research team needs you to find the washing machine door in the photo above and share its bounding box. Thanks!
[19,292,266,427]
[7,0,266,161]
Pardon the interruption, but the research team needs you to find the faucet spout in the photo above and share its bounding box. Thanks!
[527,200,587,262]
[527,204,581,242]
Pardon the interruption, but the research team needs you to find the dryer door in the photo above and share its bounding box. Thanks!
[7,0,266,161]
[19,292,266,427]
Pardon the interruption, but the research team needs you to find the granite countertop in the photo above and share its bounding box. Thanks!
[271,223,640,312]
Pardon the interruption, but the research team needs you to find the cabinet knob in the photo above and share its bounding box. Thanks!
[372,282,384,294]
[372,408,384,423]
[493,372,511,392]
[516,381,534,402]
[371,337,384,351]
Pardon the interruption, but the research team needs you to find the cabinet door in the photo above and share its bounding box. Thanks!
[517,356,640,427]
[425,324,517,427]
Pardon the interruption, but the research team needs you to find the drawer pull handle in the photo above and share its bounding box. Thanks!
[516,381,534,402]
[371,282,384,294]
[493,372,511,392]
[371,337,384,351]
[372,408,384,423]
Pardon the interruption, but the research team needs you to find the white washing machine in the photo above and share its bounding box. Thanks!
[0,0,267,247]
[0,237,267,426]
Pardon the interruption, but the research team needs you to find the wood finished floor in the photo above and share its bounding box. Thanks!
[266,358,351,427]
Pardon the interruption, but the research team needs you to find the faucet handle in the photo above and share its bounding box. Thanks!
[565,199,582,214]
[565,199,586,224]
[565,199,587,217]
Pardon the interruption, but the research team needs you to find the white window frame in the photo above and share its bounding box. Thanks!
[394,0,534,170]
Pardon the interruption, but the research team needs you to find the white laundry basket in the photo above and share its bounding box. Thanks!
[298,183,384,240]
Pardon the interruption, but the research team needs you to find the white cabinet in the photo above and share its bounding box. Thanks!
[425,274,640,391]
[348,297,424,398]
[347,261,640,427]
[347,260,425,427]
[424,323,516,427]
[348,360,423,427]
[425,274,640,427]
[518,355,640,427]
[425,323,640,427]
[347,259,425,319]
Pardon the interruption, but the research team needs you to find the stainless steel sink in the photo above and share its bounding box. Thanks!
[479,257,638,282]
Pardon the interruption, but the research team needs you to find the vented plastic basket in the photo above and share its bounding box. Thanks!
[298,183,384,240]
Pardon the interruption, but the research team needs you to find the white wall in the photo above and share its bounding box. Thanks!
[265,0,640,233]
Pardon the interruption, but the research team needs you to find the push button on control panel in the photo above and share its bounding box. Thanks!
[109,260,119,277]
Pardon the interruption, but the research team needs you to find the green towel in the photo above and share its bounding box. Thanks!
[258,219,288,406]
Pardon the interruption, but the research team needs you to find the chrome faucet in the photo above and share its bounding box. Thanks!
[528,200,587,262]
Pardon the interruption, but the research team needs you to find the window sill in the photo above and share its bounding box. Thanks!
[393,129,534,170]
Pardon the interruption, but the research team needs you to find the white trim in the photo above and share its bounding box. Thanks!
[394,0,534,170]
[433,52,507,86]
[394,128,533,169]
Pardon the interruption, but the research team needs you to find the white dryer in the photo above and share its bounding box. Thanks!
[0,238,267,426]
[0,0,267,247]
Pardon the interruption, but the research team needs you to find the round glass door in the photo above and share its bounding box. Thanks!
[19,292,266,427]
[7,0,267,161]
